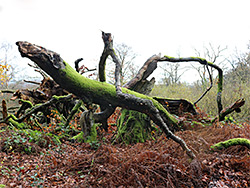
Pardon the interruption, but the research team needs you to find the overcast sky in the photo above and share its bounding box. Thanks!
[0,0,249,82]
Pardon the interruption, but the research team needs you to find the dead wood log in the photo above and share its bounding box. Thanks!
[153,97,197,116]
[16,40,195,159]
[123,54,160,90]
[3,94,73,124]
[211,137,250,150]
[2,99,8,119]
[212,98,245,123]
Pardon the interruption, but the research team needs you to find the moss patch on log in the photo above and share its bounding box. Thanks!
[7,114,29,129]
[72,123,98,143]
[211,138,250,150]
[115,109,153,144]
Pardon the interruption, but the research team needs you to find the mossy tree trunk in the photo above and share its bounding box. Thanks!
[114,77,156,144]
[16,40,195,159]
[115,109,153,144]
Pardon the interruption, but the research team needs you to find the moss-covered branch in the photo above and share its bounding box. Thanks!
[16,41,195,159]
[159,56,223,113]
[211,138,250,150]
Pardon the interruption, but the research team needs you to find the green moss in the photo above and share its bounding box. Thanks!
[190,57,206,61]
[151,99,178,125]
[211,138,250,150]
[56,60,178,128]
[8,114,29,129]
[61,61,117,100]
[71,123,98,143]
[85,123,98,143]
[115,109,152,144]
[20,99,33,108]
[72,132,84,142]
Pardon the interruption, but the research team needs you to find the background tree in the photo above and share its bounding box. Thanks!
[0,42,17,89]
[225,45,250,84]
[106,43,139,85]
[160,62,185,86]
[192,43,227,87]
[223,43,250,122]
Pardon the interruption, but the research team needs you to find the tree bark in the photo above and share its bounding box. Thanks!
[16,41,195,159]
[212,98,245,122]
[2,99,8,119]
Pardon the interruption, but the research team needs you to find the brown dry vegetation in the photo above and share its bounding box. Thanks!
[0,110,249,187]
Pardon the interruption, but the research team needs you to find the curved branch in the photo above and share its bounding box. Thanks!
[159,56,223,113]
[98,32,112,82]
[194,61,213,105]
[211,138,250,150]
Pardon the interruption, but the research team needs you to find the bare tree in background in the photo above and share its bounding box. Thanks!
[0,42,17,88]
[160,62,185,86]
[226,44,250,84]
[106,43,138,85]
[193,43,227,86]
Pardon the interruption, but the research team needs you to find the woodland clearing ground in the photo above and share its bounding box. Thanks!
[0,120,249,187]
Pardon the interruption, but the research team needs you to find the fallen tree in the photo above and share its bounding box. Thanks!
[15,39,197,159]
[13,32,245,159]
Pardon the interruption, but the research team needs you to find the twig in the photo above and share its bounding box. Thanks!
[194,61,213,105]
[74,58,83,72]
[131,168,144,188]
[23,80,40,85]
[28,63,48,78]
[140,165,169,185]
[0,89,15,94]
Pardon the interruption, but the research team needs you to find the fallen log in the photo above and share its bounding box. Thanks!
[16,40,195,159]
[211,138,250,150]
[212,98,245,123]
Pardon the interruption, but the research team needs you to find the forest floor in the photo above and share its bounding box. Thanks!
[0,116,250,187]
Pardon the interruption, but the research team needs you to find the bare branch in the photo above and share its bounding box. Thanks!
[74,58,83,72]
[23,80,40,85]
